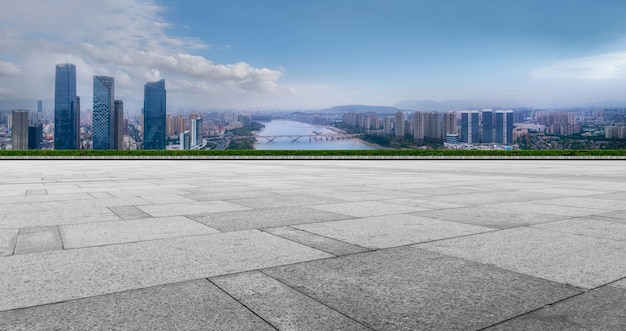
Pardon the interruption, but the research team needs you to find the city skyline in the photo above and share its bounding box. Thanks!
[1,1,626,112]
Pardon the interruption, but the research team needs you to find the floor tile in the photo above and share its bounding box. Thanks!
[295,214,493,249]
[413,206,569,229]
[263,226,369,256]
[59,217,220,249]
[189,207,351,232]
[418,227,626,289]
[264,246,580,331]
[0,279,274,331]
[212,271,369,331]
[308,201,427,218]
[532,218,626,241]
[0,229,18,256]
[485,286,626,331]
[137,201,249,217]
[14,226,63,255]
[0,230,331,311]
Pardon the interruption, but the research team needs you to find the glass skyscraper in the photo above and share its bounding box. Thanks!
[143,79,166,150]
[54,63,79,149]
[92,76,115,150]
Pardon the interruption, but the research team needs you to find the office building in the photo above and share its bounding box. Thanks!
[11,110,29,150]
[180,130,190,150]
[54,63,79,149]
[495,110,514,144]
[28,124,43,149]
[92,76,115,150]
[114,100,124,150]
[482,109,493,143]
[191,117,202,147]
[143,79,166,149]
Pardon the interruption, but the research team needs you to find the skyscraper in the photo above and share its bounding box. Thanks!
[495,110,514,144]
[92,76,115,150]
[191,117,202,147]
[114,100,124,150]
[394,111,405,137]
[54,63,79,149]
[11,110,29,150]
[482,109,493,143]
[143,79,166,149]
[443,112,457,135]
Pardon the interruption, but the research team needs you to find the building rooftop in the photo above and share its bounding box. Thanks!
[0,160,624,330]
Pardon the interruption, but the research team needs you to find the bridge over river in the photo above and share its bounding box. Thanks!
[206,133,362,143]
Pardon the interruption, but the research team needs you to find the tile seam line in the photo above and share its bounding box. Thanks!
[206,278,280,331]
[282,225,372,251]
[256,269,377,331]
[259,227,367,257]
[476,278,626,331]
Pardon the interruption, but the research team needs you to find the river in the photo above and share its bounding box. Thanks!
[253,120,378,150]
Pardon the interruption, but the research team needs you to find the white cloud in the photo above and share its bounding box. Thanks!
[0,0,285,111]
[531,52,626,80]
[0,60,22,77]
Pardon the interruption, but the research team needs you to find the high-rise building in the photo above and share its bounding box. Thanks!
[143,79,166,149]
[394,112,405,137]
[179,130,190,150]
[92,76,115,150]
[413,112,426,143]
[495,110,514,144]
[481,109,493,143]
[443,112,457,135]
[191,117,202,147]
[461,111,469,143]
[11,110,29,150]
[54,63,79,149]
[114,100,124,150]
[28,125,43,150]
[384,117,393,134]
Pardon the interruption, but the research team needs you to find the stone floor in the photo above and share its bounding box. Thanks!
[0,160,624,330]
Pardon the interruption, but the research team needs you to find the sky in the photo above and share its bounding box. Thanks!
[1,0,626,113]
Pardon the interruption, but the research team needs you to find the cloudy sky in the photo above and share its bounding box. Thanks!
[1,0,626,113]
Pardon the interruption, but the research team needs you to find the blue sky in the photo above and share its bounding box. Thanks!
[1,0,626,111]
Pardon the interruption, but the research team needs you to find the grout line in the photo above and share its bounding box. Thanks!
[207,278,280,331]
[257,270,376,331]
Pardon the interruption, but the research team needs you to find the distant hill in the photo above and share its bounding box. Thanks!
[320,105,404,113]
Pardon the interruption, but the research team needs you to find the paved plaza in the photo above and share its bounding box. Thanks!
[0,160,625,330]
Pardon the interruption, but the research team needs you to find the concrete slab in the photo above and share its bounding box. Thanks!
[14,226,63,255]
[381,198,466,210]
[294,214,493,249]
[136,201,250,217]
[108,205,153,220]
[136,194,196,204]
[478,201,606,217]
[25,189,47,196]
[308,201,427,218]
[0,206,121,229]
[228,194,342,209]
[413,206,570,229]
[532,218,626,241]
[0,229,331,311]
[485,286,626,331]
[420,191,562,205]
[264,246,581,331]
[535,197,626,211]
[263,226,370,256]
[610,279,626,290]
[0,229,18,256]
[212,271,369,331]
[0,279,274,331]
[59,217,220,249]
[189,207,351,232]
[418,227,626,289]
